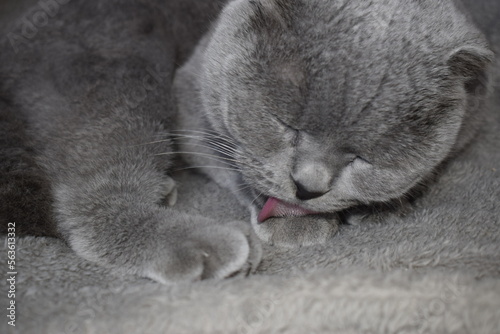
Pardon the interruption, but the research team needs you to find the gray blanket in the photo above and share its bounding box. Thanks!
[2,89,500,333]
[1,1,500,333]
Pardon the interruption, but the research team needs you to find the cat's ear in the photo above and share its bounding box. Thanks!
[447,45,495,94]
[248,0,296,30]
[448,46,494,78]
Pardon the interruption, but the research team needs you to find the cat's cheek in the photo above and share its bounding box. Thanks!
[335,165,422,204]
[230,121,292,159]
[332,161,371,202]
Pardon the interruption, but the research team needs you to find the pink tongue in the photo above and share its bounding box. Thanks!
[257,197,319,223]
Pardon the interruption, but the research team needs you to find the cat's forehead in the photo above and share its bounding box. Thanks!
[205,0,491,164]
[291,0,468,58]
[219,0,470,76]
[245,0,471,104]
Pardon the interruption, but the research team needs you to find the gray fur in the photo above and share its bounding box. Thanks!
[1,0,260,284]
[176,0,495,246]
[0,0,495,283]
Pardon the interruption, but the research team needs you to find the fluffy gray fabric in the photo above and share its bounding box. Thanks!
[1,1,500,333]
[1,85,500,333]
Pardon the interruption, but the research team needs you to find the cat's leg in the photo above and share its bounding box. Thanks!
[25,78,263,282]
[2,0,261,283]
[48,123,261,283]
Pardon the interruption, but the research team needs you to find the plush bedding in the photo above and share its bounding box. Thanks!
[2,94,500,332]
[1,1,499,333]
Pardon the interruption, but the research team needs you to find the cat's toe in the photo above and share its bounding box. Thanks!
[224,221,263,275]
[254,215,339,248]
[190,223,252,280]
[145,220,261,284]
[144,246,207,284]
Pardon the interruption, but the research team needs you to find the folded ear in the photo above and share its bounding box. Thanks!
[448,45,495,94]
[448,45,494,77]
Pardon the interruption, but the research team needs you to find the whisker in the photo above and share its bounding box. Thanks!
[234,184,254,193]
[174,146,244,168]
[250,191,264,206]
[130,139,172,147]
[133,131,242,166]
[171,128,235,144]
[233,181,251,191]
[167,138,254,170]
[173,165,241,172]
[154,151,239,167]
[178,143,241,164]
[196,137,238,155]
[133,128,236,148]
[172,136,238,157]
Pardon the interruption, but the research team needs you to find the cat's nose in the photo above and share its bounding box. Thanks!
[292,162,332,201]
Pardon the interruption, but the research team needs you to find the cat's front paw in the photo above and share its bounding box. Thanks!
[145,219,262,284]
[251,214,339,248]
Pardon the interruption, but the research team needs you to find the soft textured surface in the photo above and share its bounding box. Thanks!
[1,85,500,333]
[2,2,500,334]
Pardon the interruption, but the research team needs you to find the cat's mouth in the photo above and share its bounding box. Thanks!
[257,197,321,223]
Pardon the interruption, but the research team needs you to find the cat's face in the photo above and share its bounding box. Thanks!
[199,0,493,218]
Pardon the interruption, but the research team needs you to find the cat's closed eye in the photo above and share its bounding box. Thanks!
[349,157,373,173]
[350,156,371,166]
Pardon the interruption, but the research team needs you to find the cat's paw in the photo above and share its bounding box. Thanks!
[251,214,339,248]
[65,202,261,285]
[145,219,262,284]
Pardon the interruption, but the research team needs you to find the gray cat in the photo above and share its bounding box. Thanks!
[175,0,495,247]
[0,0,495,284]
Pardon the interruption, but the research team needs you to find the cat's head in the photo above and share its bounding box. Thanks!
[198,0,494,220]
